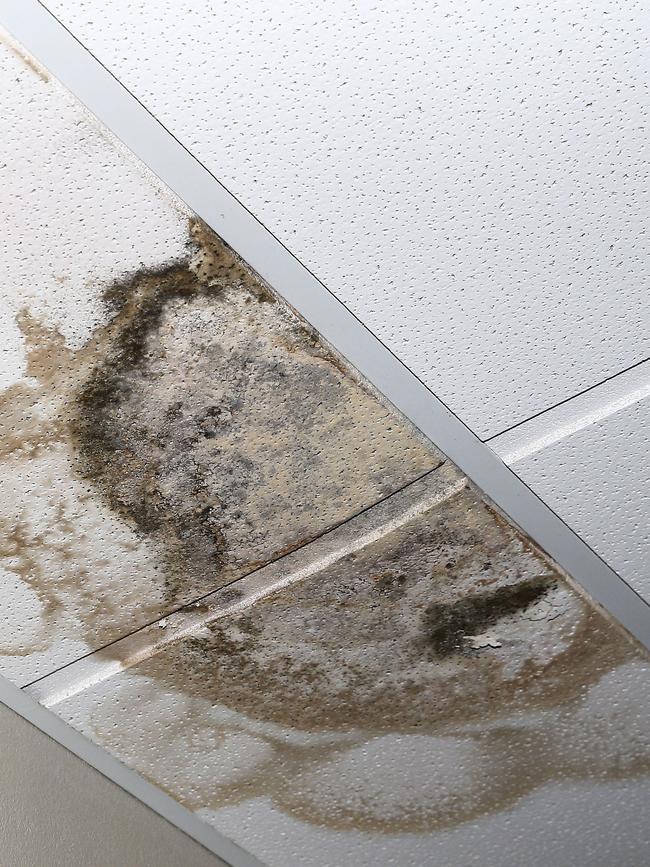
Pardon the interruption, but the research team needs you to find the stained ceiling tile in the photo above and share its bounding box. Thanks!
[36,465,650,867]
[3,20,650,867]
[0,36,438,684]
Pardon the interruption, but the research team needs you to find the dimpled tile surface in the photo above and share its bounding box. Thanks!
[41,467,650,867]
[46,0,650,436]
[3,22,650,867]
[507,395,650,600]
[0,33,438,684]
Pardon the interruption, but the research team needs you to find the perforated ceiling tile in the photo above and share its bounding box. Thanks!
[0,34,439,684]
[4,16,650,867]
[32,467,650,867]
[500,394,650,601]
[45,0,650,437]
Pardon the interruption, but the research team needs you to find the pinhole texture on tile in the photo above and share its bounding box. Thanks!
[44,0,650,437]
[0,31,439,685]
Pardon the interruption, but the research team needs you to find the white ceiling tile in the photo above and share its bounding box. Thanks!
[502,392,650,598]
[47,0,650,436]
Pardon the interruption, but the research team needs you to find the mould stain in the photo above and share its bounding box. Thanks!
[71,257,232,595]
[79,483,650,836]
[421,575,553,657]
[5,23,648,853]
[68,220,438,603]
[0,219,437,670]
[1,185,646,837]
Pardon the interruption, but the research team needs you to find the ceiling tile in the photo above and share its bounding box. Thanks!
[39,467,650,867]
[0,37,437,683]
[44,0,650,436]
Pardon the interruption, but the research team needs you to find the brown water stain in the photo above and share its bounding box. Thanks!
[3,208,647,836]
[0,219,438,667]
[79,482,649,835]
[139,486,631,733]
[1,32,50,82]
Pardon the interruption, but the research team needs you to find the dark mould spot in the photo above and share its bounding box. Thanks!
[214,586,245,607]
[69,224,277,599]
[66,218,438,607]
[421,576,553,656]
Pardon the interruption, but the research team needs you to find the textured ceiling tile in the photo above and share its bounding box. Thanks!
[0,36,438,684]
[4,20,649,866]
[46,0,650,436]
[506,396,650,600]
[42,470,650,867]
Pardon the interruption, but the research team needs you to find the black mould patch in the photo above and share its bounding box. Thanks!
[71,257,233,593]
[139,483,625,739]
[68,220,438,605]
[420,576,553,656]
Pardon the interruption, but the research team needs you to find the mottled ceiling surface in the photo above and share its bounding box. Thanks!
[0,24,649,867]
[36,0,649,611]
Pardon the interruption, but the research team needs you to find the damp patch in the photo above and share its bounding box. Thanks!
[0,220,439,682]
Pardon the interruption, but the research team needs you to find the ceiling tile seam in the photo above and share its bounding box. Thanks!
[19,461,445,691]
[26,470,467,708]
[484,354,650,447]
[3,0,650,652]
[488,358,650,465]
[29,455,649,706]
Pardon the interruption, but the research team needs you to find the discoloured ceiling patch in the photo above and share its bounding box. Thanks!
[43,472,650,837]
[0,220,438,682]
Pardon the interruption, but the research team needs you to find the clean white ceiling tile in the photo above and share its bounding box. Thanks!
[503,394,650,599]
[47,0,650,436]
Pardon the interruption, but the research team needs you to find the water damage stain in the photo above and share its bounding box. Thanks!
[72,482,650,836]
[0,220,438,673]
[4,213,648,839]
[421,575,553,657]
[68,221,438,602]
[139,487,624,733]
[1,32,50,83]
